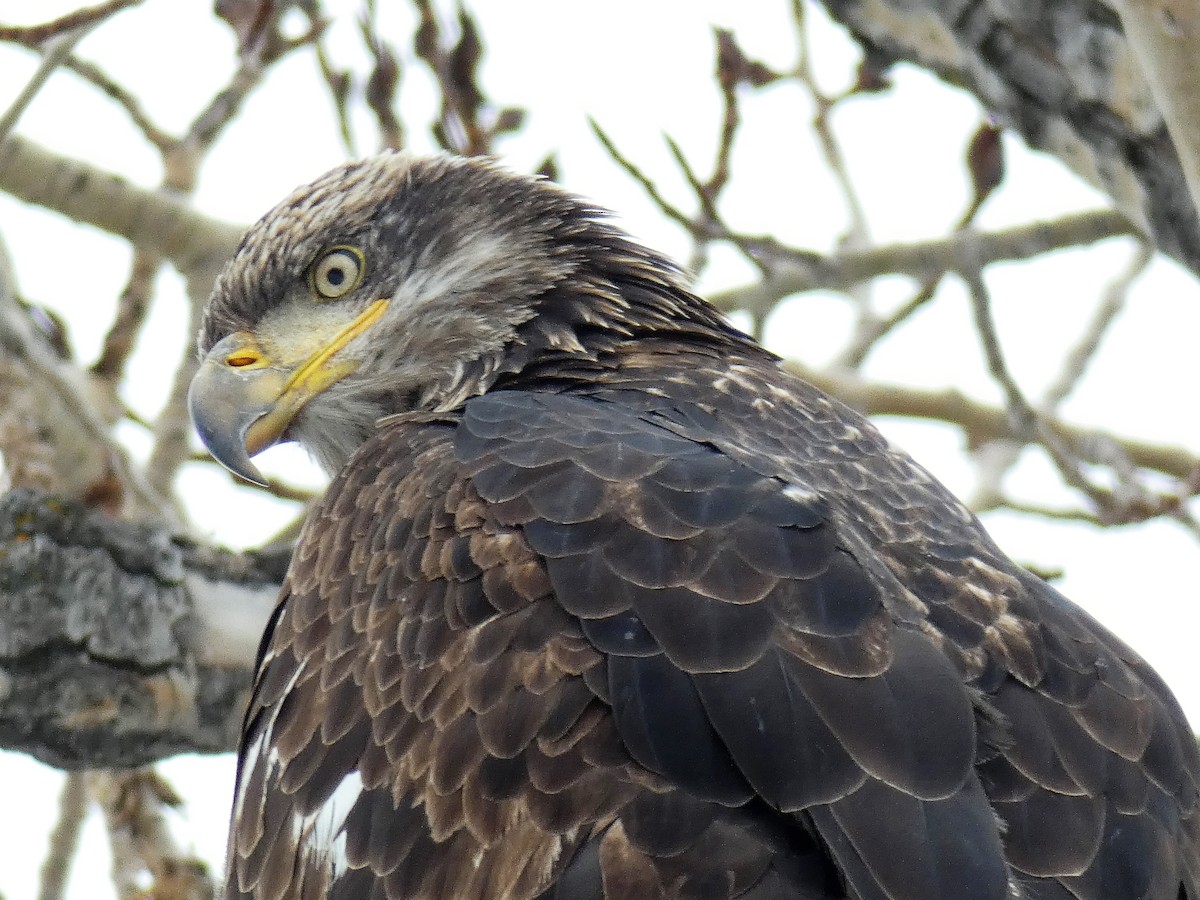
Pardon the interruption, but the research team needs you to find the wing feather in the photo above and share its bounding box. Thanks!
[227,380,1198,900]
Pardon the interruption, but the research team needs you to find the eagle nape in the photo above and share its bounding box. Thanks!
[191,151,1199,900]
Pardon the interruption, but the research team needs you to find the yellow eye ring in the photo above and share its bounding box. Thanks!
[309,246,365,300]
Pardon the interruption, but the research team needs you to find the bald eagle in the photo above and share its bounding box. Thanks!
[189,153,1199,900]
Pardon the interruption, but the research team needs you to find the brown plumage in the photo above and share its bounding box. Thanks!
[189,153,1200,900]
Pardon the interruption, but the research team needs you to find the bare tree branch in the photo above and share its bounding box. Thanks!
[590,119,696,231]
[0,26,96,140]
[1043,240,1152,409]
[960,253,1195,529]
[968,240,1153,511]
[792,0,871,255]
[790,362,1199,481]
[962,253,1038,437]
[143,281,205,500]
[60,55,175,152]
[92,251,162,386]
[0,487,285,768]
[87,769,214,900]
[37,773,88,900]
[0,135,241,287]
[817,0,1200,275]
[707,210,1134,318]
[0,0,142,45]
[359,0,404,151]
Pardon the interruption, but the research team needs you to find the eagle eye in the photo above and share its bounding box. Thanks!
[310,246,365,300]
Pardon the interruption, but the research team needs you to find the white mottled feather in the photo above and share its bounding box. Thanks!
[298,769,363,878]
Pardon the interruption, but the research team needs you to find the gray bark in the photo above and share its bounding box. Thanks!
[0,488,285,768]
[819,0,1200,275]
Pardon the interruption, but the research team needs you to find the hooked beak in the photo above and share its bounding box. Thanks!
[188,299,389,485]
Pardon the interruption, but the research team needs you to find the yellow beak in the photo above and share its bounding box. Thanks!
[188,299,389,485]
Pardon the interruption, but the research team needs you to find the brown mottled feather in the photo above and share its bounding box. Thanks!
[210,154,1199,900]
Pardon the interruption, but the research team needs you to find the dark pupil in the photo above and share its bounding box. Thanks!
[326,266,345,286]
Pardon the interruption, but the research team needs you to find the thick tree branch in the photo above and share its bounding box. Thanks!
[0,487,285,768]
[1107,0,1200,226]
[818,0,1200,276]
[0,135,241,287]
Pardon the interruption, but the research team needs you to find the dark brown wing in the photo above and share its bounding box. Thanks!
[664,356,1200,900]
[226,381,1199,900]
[584,342,1200,900]
[455,391,1009,900]
[224,408,839,900]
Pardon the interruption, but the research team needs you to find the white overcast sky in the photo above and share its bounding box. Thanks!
[1,1,1198,897]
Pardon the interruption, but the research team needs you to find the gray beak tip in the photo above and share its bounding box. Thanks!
[187,361,273,488]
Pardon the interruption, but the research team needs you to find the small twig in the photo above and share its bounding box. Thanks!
[0,26,95,140]
[961,248,1038,434]
[960,246,1140,519]
[998,499,1107,526]
[248,474,320,503]
[787,361,1199,481]
[966,438,1024,512]
[186,62,268,154]
[62,55,175,152]
[600,29,779,279]
[92,250,161,385]
[37,774,90,900]
[411,0,512,156]
[596,116,798,280]
[709,35,740,200]
[841,125,1005,369]
[184,68,257,154]
[360,0,403,151]
[790,0,870,255]
[1042,240,1152,409]
[144,275,207,498]
[970,240,1153,511]
[1073,432,1200,533]
[313,32,355,154]
[590,119,695,232]
[188,451,321,502]
[662,134,723,274]
[190,5,320,156]
[0,0,141,44]
[836,275,941,369]
[666,28,756,275]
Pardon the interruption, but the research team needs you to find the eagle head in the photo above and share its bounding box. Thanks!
[189,152,631,483]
